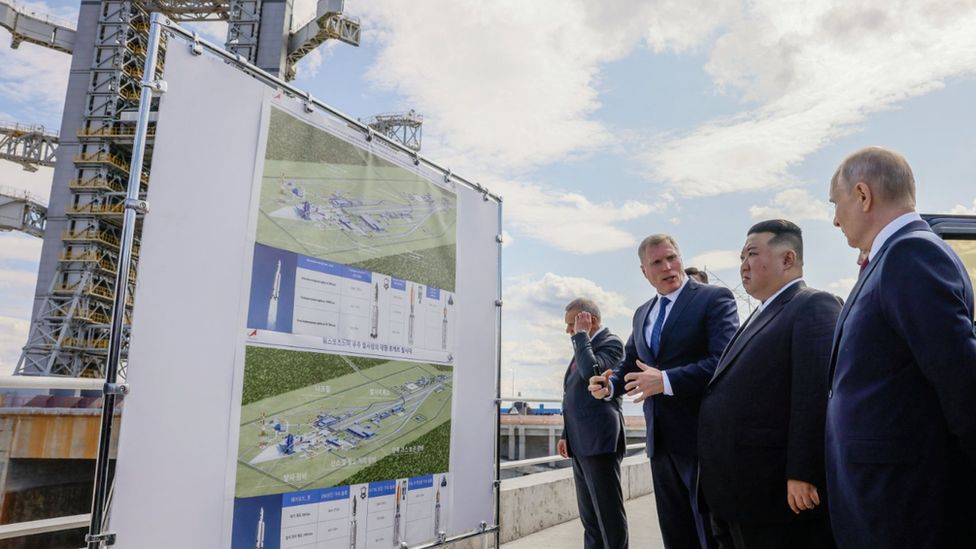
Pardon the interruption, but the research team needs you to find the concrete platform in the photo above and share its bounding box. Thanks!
[501,493,664,549]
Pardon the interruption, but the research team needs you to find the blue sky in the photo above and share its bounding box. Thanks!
[2,1,975,396]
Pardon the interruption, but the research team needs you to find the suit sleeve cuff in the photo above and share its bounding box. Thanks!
[662,371,673,396]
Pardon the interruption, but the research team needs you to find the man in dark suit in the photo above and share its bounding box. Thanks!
[698,219,840,548]
[589,234,739,549]
[826,147,976,548]
[558,298,627,549]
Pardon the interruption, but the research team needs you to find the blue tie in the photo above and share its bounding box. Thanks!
[650,296,670,358]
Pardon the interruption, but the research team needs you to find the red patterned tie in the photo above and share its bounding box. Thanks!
[859,255,870,274]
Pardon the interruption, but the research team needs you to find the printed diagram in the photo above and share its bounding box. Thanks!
[258,161,457,284]
[236,358,452,498]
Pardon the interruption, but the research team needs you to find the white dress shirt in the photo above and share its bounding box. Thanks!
[607,277,688,399]
[757,278,803,315]
[644,277,688,396]
[867,211,922,262]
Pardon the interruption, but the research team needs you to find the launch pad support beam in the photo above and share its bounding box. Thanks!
[84,12,165,549]
[0,0,76,53]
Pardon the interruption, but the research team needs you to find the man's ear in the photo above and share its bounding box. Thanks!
[855,181,873,212]
[782,249,797,270]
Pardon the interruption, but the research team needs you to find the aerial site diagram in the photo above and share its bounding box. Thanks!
[235,346,453,499]
[257,107,457,293]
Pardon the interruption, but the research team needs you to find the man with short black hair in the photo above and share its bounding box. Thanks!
[827,147,976,548]
[559,298,627,549]
[699,219,840,548]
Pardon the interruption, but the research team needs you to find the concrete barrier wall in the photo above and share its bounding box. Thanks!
[447,454,652,548]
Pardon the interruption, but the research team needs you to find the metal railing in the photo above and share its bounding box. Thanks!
[0,184,48,208]
[500,442,647,470]
[497,394,647,470]
[0,513,89,541]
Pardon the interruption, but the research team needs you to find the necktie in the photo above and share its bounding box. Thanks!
[650,296,670,358]
[859,255,870,275]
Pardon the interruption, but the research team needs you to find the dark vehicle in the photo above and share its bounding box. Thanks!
[923,213,976,321]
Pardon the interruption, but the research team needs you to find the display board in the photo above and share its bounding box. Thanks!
[110,30,499,549]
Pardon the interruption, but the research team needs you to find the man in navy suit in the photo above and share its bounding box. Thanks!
[589,234,739,549]
[558,298,627,549]
[699,220,840,548]
[826,147,976,548]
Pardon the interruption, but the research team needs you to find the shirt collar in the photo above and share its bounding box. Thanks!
[868,211,922,262]
[757,278,803,313]
[658,275,688,304]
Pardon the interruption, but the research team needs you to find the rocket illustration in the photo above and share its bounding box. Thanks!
[255,507,265,549]
[407,285,415,345]
[392,481,403,548]
[349,495,357,549]
[433,483,441,535]
[370,282,380,339]
[267,260,282,331]
[440,306,448,350]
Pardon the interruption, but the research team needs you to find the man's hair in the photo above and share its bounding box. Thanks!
[831,146,916,208]
[748,219,804,262]
[565,297,601,320]
[684,267,708,283]
[638,234,680,262]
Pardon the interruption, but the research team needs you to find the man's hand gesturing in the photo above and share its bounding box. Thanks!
[574,311,593,334]
[588,369,613,399]
[623,360,665,403]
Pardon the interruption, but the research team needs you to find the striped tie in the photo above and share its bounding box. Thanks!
[650,297,670,358]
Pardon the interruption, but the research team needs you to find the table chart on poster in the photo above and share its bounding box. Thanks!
[277,475,449,549]
[254,253,456,364]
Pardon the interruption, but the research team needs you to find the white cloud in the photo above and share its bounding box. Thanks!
[354,1,729,251]
[0,315,28,375]
[949,199,976,215]
[645,0,976,196]
[352,0,748,172]
[295,41,338,80]
[489,178,664,253]
[688,249,740,272]
[358,1,639,170]
[0,40,70,128]
[500,230,513,248]
[0,233,43,263]
[182,21,229,46]
[828,276,857,298]
[749,189,832,222]
[502,272,632,397]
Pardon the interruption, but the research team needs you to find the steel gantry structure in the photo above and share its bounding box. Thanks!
[6,0,360,377]
[0,122,59,172]
[365,110,424,151]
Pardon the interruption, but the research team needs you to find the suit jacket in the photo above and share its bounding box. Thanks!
[561,328,626,458]
[698,282,842,523]
[610,279,739,458]
[825,220,976,548]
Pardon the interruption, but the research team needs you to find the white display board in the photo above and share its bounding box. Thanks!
[111,33,500,549]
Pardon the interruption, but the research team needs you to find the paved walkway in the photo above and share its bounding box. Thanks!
[502,493,664,549]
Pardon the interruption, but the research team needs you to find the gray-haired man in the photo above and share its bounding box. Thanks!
[559,298,628,549]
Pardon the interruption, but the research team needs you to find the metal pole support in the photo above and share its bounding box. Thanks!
[85,12,167,549]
